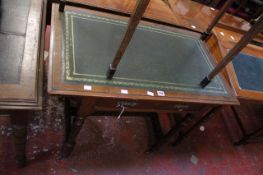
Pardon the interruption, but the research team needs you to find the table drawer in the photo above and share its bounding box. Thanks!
[95,99,203,112]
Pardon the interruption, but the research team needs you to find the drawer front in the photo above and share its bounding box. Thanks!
[95,99,203,112]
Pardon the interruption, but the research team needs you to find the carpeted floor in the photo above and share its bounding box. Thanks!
[0,76,263,174]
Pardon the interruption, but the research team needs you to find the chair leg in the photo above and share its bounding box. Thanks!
[234,125,263,146]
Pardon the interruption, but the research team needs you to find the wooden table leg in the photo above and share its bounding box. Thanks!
[64,97,71,143]
[61,98,96,158]
[234,125,263,145]
[10,111,30,168]
[147,113,194,152]
[231,106,263,145]
[172,106,221,146]
[149,113,164,140]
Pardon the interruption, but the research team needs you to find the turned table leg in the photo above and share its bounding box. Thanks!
[10,111,30,168]
[64,97,72,143]
[61,98,96,158]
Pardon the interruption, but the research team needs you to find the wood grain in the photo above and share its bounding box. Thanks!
[212,26,263,103]
[48,4,238,106]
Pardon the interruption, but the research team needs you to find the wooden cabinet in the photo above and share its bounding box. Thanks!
[0,0,45,167]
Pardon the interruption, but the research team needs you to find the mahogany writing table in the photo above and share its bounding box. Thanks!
[48,4,238,157]
[0,0,45,167]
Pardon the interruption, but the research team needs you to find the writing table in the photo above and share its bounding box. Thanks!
[48,3,238,157]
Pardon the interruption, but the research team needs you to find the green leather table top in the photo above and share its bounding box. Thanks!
[62,11,229,96]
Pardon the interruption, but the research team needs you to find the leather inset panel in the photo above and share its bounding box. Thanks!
[0,34,24,83]
[62,11,229,96]
[232,53,263,92]
[0,0,31,35]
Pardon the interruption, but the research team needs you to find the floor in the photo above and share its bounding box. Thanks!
[1,1,263,174]
[0,87,263,174]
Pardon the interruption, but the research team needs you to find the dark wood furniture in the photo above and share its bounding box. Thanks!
[211,27,263,145]
[0,0,45,167]
[57,0,255,33]
[48,3,238,158]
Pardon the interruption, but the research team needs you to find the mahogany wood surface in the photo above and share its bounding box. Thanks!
[212,27,263,103]
[66,0,253,34]
[68,0,178,26]
[48,4,237,106]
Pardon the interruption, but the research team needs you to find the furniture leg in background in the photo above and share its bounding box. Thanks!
[61,98,96,158]
[148,106,221,151]
[10,111,30,168]
[0,0,45,167]
[172,106,221,146]
[61,97,166,158]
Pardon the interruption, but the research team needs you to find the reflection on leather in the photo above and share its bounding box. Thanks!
[0,34,24,83]
[233,53,263,92]
[0,0,31,35]
[62,10,229,96]
[0,0,31,84]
